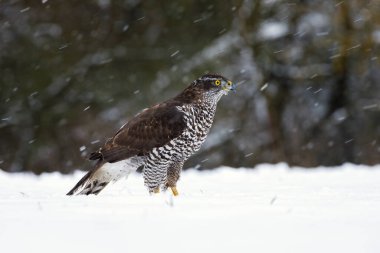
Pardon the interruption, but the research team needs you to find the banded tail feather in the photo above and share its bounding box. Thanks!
[66,161,110,195]
[67,157,142,196]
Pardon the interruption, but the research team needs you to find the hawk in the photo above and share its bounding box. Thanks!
[67,74,235,196]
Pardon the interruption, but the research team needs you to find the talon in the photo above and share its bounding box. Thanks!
[170,187,179,196]
[153,188,160,194]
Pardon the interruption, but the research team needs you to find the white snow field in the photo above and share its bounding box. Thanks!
[1,164,380,253]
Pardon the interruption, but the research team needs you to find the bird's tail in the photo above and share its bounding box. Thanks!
[67,161,110,195]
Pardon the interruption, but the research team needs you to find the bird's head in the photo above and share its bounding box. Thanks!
[176,73,235,104]
[194,73,236,96]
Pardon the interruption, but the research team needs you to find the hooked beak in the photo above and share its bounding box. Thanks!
[222,80,236,94]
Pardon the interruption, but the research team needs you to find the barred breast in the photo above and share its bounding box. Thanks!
[142,103,217,191]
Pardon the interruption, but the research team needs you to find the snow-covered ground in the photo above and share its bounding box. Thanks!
[1,163,380,253]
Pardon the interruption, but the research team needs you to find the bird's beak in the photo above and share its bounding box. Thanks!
[222,80,236,94]
[230,82,237,93]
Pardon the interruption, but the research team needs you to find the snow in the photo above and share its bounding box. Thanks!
[373,30,380,44]
[258,22,288,40]
[1,163,380,253]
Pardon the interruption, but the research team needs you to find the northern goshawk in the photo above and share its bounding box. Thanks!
[67,73,235,196]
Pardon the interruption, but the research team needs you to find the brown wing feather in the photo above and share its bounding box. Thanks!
[89,101,186,163]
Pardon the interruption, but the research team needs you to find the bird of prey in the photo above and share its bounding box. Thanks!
[67,73,235,196]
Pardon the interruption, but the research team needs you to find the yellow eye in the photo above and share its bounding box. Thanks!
[227,81,232,86]
[215,80,221,86]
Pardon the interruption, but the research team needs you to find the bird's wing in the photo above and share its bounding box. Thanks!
[89,101,186,163]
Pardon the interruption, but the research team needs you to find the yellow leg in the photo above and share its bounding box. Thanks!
[170,186,179,196]
[153,188,160,194]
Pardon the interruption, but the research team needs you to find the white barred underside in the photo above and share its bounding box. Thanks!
[143,91,224,192]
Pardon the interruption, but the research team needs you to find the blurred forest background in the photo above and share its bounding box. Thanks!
[0,0,379,174]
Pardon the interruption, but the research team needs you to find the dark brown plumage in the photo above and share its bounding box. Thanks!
[88,101,186,163]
